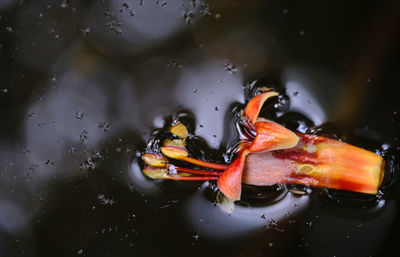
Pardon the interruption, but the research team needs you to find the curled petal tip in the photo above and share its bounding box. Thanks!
[244,91,279,124]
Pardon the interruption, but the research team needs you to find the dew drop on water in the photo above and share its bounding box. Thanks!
[223,61,237,74]
[81,27,91,36]
[80,130,88,143]
[183,11,194,24]
[98,121,110,132]
[75,112,84,120]
[274,94,290,113]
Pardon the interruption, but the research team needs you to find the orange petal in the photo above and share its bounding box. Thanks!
[247,119,299,152]
[244,91,279,124]
[243,134,385,195]
[217,151,249,200]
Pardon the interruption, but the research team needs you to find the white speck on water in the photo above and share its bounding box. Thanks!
[81,27,91,36]
[98,121,110,132]
[75,112,84,120]
[80,130,88,143]
[183,10,194,24]
[98,194,115,205]
[223,61,237,74]
[77,249,83,255]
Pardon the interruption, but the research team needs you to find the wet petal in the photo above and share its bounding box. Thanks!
[217,151,248,201]
[248,119,299,152]
[244,90,278,125]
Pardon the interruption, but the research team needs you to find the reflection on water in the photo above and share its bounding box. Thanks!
[174,60,243,148]
[1,0,400,256]
[186,182,310,239]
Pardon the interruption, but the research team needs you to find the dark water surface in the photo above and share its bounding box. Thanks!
[1,0,400,256]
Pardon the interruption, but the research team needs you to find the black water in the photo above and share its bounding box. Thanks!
[1,1,400,257]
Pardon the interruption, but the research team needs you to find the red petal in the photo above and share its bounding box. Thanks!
[248,119,299,152]
[217,151,248,200]
[244,91,278,125]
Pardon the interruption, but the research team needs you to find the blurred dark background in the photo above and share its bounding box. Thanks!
[0,0,400,256]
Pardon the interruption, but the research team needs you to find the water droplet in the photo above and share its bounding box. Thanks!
[77,249,83,255]
[183,11,194,24]
[224,61,237,74]
[80,130,88,143]
[81,27,91,36]
[193,234,200,240]
[75,112,84,120]
[1,88,8,94]
[98,121,110,132]
[282,9,289,14]
[60,0,69,8]
[299,30,305,36]
[267,242,274,247]
[98,194,115,205]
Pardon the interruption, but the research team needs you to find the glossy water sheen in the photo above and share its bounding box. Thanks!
[0,1,400,257]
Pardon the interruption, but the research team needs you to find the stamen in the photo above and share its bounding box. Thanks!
[170,165,223,176]
[161,146,228,170]
[170,121,189,139]
[166,176,219,181]
[141,153,168,167]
